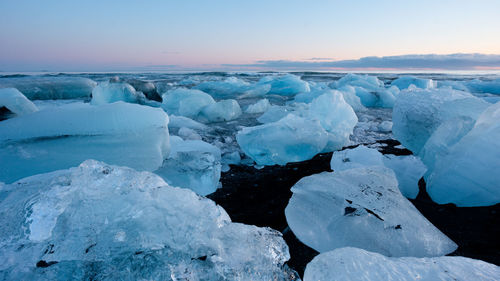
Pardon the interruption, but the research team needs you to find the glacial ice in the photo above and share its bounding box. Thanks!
[304,247,500,281]
[335,86,366,111]
[257,74,310,96]
[237,114,328,165]
[329,73,384,91]
[245,98,271,114]
[199,99,242,123]
[392,87,490,154]
[330,146,426,199]
[0,102,170,183]
[168,114,208,131]
[126,79,162,101]
[424,101,500,206]
[154,136,222,196]
[391,76,435,89]
[195,77,270,99]
[0,88,38,118]
[285,166,457,256]
[90,81,145,105]
[177,127,203,140]
[0,160,294,280]
[0,76,96,100]
[256,105,295,123]
[465,78,500,95]
[161,88,216,119]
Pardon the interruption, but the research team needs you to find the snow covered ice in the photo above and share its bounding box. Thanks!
[0,102,170,183]
[0,160,295,280]
[304,247,500,281]
[285,166,457,256]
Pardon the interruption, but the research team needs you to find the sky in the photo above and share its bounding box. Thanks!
[1,0,500,72]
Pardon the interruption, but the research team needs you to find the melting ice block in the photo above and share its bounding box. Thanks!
[0,88,38,119]
[198,99,242,123]
[392,87,490,154]
[0,160,294,280]
[161,88,215,119]
[425,101,500,206]
[330,146,426,199]
[245,98,271,114]
[285,167,457,256]
[391,76,435,90]
[465,78,500,95]
[90,81,145,105]
[194,77,270,99]
[304,247,500,281]
[155,136,222,196]
[0,76,96,100]
[0,102,170,183]
[329,73,384,91]
[257,74,310,96]
[237,114,328,165]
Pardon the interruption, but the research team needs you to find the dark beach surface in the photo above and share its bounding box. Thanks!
[208,139,500,278]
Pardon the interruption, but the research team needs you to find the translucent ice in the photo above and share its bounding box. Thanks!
[465,78,500,95]
[161,88,216,119]
[90,81,145,105]
[127,79,162,101]
[304,247,500,281]
[245,98,271,114]
[330,73,384,91]
[257,74,310,96]
[237,114,328,165]
[195,77,270,99]
[391,76,436,90]
[0,88,38,118]
[392,87,490,154]
[0,160,294,280]
[199,99,242,123]
[285,167,457,256]
[0,76,96,100]
[0,102,170,183]
[154,136,222,196]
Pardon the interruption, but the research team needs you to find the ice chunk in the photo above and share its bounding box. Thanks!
[392,87,490,154]
[194,77,270,99]
[161,88,215,119]
[127,79,162,101]
[168,114,208,130]
[285,167,456,256]
[330,146,426,199]
[378,120,393,132]
[335,86,366,111]
[177,127,202,140]
[90,81,145,105]
[425,101,500,206]
[198,99,242,123]
[304,247,500,281]
[391,76,435,90]
[245,98,271,114]
[257,105,294,123]
[0,76,96,100]
[0,160,294,280]
[330,73,384,91]
[237,114,328,165]
[154,137,221,195]
[0,88,38,119]
[257,74,310,96]
[0,102,170,183]
[465,78,500,94]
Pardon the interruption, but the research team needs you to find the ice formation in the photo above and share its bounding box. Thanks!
[154,136,222,196]
[330,146,426,199]
[0,102,170,183]
[424,101,500,206]
[0,160,294,280]
[392,87,490,154]
[198,99,242,123]
[0,76,96,100]
[257,74,310,96]
[161,88,216,119]
[245,98,271,114]
[304,247,500,281]
[90,82,145,105]
[330,73,384,91]
[391,76,436,89]
[237,114,328,165]
[465,78,500,95]
[126,79,162,101]
[0,88,38,118]
[285,167,457,256]
[194,77,270,99]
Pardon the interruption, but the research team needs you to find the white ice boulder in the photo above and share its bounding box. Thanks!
[391,76,436,90]
[425,101,500,206]
[330,146,426,199]
[285,167,457,256]
[392,87,490,154]
[237,114,328,165]
[161,88,215,119]
[257,74,310,96]
[0,160,294,280]
[199,99,242,123]
[194,77,270,99]
[168,114,208,131]
[245,98,271,114]
[0,76,96,100]
[304,247,500,281]
[90,81,145,105]
[0,88,38,118]
[0,102,170,183]
[154,136,222,196]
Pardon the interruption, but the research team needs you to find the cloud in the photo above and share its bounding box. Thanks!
[224,53,500,70]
